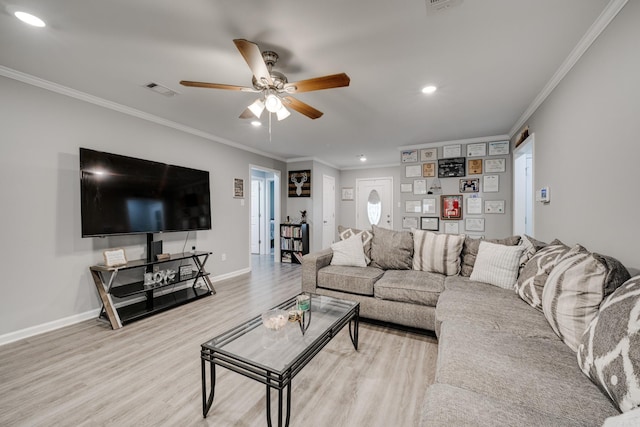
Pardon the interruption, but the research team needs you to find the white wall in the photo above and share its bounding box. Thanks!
[0,76,286,337]
[513,1,639,269]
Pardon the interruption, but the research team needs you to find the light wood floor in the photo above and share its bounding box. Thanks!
[0,256,438,427]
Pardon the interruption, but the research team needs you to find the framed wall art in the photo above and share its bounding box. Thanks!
[413,179,427,195]
[420,148,438,161]
[488,141,509,155]
[405,165,422,178]
[341,187,354,201]
[422,162,436,177]
[233,178,244,198]
[288,170,311,197]
[465,218,485,232]
[485,200,505,214]
[468,159,483,175]
[483,174,499,192]
[484,158,506,173]
[403,216,419,229]
[405,200,422,213]
[466,143,486,157]
[401,149,418,163]
[459,178,479,193]
[466,197,483,215]
[422,197,437,214]
[444,222,460,234]
[441,195,463,220]
[420,217,439,231]
[400,183,413,193]
[438,157,466,178]
[442,144,462,158]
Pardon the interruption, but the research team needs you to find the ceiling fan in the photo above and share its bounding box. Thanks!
[180,39,350,121]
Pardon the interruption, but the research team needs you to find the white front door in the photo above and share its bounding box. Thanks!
[322,175,336,248]
[356,178,393,230]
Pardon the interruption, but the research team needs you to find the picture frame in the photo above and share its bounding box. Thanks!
[422,162,436,177]
[420,217,439,231]
[405,200,422,213]
[103,248,127,267]
[466,197,483,215]
[442,144,462,158]
[401,149,418,163]
[444,222,460,234]
[484,158,506,173]
[465,218,485,232]
[233,178,244,199]
[485,200,506,214]
[422,198,437,214]
[488,141,510,156]
[466,142,487,157]
[413,179,427,195]
[400,183,413,193]
[483,175,499,192]
[288,170,311,197]
[420,148,438,161]
[441,195,463,220]
[402,216,419,229]
[341,187,354,201]
[438,157,466,178]
[405,165,422,178]
[179,265,193,281]
[459,178,479,193]
[468,159,483,175]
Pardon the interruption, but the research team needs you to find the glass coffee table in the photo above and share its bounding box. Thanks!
[201,293,359,426]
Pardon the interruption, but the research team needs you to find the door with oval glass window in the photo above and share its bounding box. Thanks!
[356,178,393,230]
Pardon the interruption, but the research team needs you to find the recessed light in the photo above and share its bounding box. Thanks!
[422,85,437,94]
[251,121,261,127]
[359,154,367,162]
[14,11,46,27]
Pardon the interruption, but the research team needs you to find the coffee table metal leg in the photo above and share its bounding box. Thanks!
[202,359,216,417]
[266,382,292,427]
[349,308,359,350]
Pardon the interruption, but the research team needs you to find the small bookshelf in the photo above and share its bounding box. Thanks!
[280,223,309,264]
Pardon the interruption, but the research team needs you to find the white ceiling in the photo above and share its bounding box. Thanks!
[0,0,612,168]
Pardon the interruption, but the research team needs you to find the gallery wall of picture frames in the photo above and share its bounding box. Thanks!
[399,141,510,236]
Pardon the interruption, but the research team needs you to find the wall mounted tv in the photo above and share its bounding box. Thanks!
[80,148,211,237]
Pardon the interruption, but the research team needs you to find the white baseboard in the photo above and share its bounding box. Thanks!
[0,267,252,347]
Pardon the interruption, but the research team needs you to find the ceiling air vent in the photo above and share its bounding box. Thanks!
[144,82,178,97]
[425,0,463,15]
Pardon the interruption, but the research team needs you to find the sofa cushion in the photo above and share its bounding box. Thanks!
[374,270,444,306]
[330,232,367,267]
[436,320,620,425]
[370,225,413,270]
[542,245,630,352]
[459,235,521,277]
[413,230,464,276]
[338,225,373,264]
[317,265,384,296]
[514,239,569,311]
[469,241,524,289]
[578,275,640,412]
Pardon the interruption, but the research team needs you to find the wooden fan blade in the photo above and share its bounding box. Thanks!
[284,73,350,93]
[233,39,273,86]
[180,80,254,91]
[282,96,324,119]
[239,108,254,119]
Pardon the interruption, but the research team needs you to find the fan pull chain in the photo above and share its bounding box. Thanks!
[269,111,272,142]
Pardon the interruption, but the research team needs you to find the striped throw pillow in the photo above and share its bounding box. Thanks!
[469,241,525,289]
[542,245,630,352]
[413,230,465,276]
[515,240,569,311]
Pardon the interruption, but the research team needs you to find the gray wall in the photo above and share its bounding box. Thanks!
[512,1,639,269]
[0,76,286,337]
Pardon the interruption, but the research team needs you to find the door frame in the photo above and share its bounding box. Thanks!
[322,174,336,249]
[249,165,281,264]
[355,177,394,230]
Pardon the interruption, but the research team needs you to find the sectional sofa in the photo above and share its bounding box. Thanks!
[301,225,640,426]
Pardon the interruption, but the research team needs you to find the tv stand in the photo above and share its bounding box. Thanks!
[89,251,215,329]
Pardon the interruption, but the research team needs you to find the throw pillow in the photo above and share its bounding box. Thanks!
[578,275,640,413]
[469,241,525,289]
[330,232,367,267]
[542,245,630,352]
[459,235,521,277]
[413,230,464,276]
[518,234,548,273]
[338,225,373,264]
[370,225,413,270]
[515,239,569,311]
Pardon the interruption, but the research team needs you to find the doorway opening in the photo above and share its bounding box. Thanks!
[250,166,280,264]
[513,134,534,236]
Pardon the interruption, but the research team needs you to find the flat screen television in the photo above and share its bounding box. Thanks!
[80,148,211,237]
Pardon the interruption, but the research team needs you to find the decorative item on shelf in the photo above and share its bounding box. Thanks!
[165,269,176,282]
[261,309,289,331]
[300,210,307,223]
[156,253,170,261]
[179,265,192,280]
[103,248,127,267]
[153,270,165,284]
[285,215,291,224]
[144,273,154,288]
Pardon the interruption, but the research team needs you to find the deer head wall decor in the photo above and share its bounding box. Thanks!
[288,170,311,197]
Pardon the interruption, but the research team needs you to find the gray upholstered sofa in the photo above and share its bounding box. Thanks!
[302,226,639,426]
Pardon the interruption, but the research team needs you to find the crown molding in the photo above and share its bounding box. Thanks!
[0,66,287,162]
[285,156,340,170]
[508,0,628,137]
[398,135,510,150]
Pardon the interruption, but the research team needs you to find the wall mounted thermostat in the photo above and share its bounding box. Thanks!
[536,186,550,203]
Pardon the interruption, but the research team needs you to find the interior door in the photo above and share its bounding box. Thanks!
[356,178,393,230]
[250,179,261,254]
[322,175,336,248]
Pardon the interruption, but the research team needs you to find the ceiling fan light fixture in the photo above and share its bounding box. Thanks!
[276,106,291,121]
[248,98,265,118]
[265,93,282,113]
[14,11,46,27]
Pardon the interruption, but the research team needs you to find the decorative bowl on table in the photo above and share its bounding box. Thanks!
[261,309,289,331]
